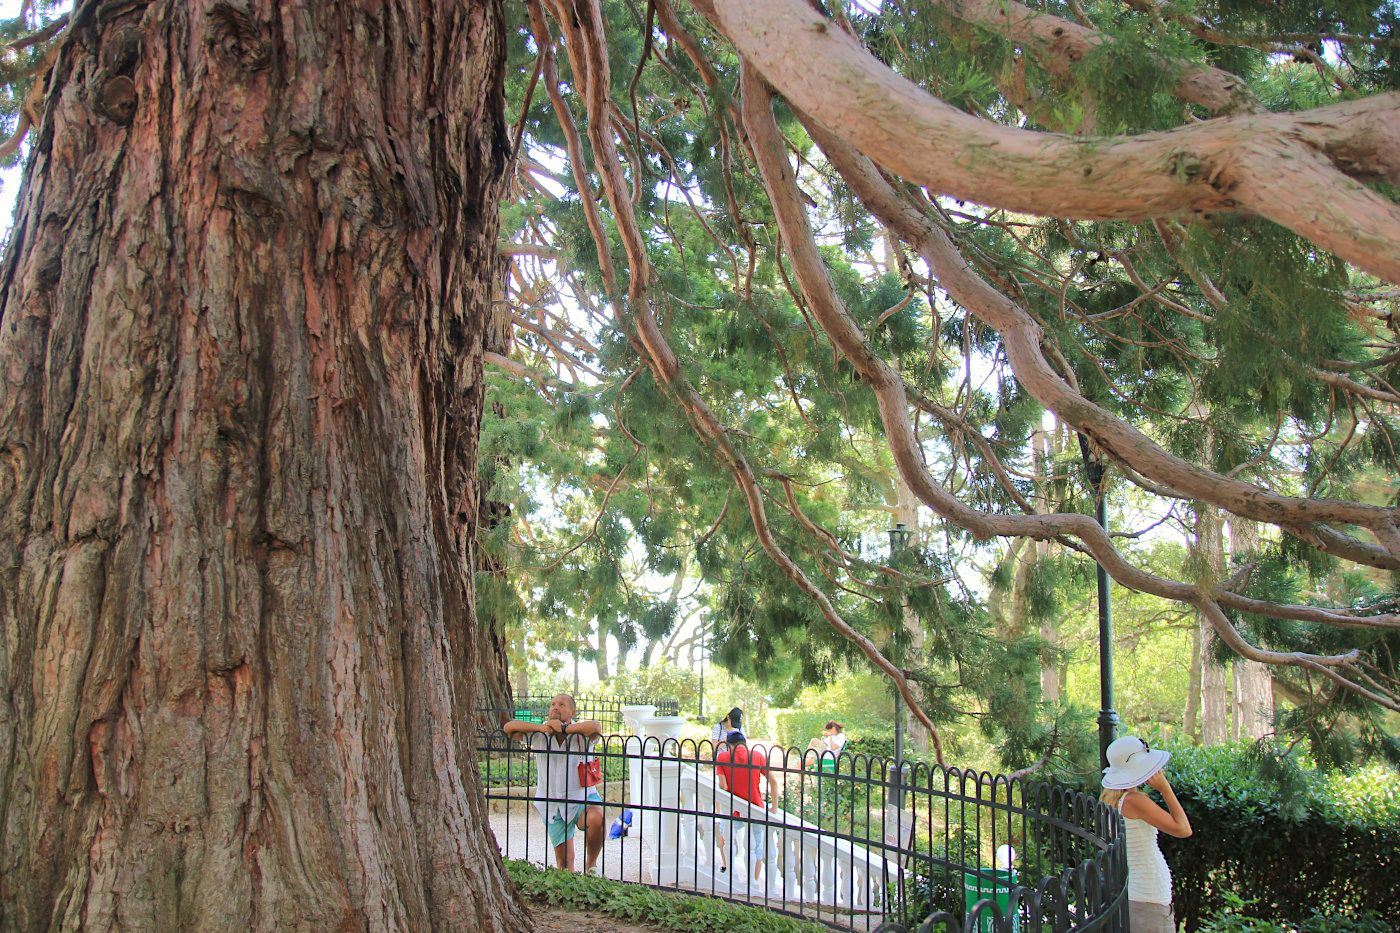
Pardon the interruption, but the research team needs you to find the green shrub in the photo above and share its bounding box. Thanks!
[772,709,898,759]
[1161,742,1400,932]
[896,824,986,924]
[482,754,534,787]
[770,673,909,760]
[772,710,833,748]
[504,858,830,933]
[1194,892,1391,933]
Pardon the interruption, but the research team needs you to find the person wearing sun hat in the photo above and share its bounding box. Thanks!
[1099,735,1193,933]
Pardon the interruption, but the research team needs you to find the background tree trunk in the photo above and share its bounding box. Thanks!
[1201,620,1233,745]
[1032,424,1059,704]
[514,629,530,696]
[472,488,514,734]
[473,494,515,733]
[989,537,1028,640]
[1189,415,1232,746]
[1228,519,1273,739]
[1233,660,1274,739]
[1184,624,1203,743]
[470,290,519,733]
[0,2,526,930]
[592,630,610,682]
[893,475,930,755]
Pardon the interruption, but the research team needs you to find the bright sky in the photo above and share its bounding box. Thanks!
[0,0,41,238]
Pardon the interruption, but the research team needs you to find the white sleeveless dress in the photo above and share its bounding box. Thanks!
[1117,794,1172,903]
[1117,795,1175,933]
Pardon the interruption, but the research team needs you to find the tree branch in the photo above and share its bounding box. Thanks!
[804,115,1400,567]
[542,0,950,761]
[739,65,1400,709]
[700,0,1400,283]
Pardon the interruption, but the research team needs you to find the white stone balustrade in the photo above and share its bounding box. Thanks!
[630,713,689,866]
[620,706,659,804]
[618,704,657,735]
[637,754,900,912]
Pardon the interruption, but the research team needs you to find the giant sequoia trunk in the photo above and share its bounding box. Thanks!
[0,2,528,930]
[470,305,517,735]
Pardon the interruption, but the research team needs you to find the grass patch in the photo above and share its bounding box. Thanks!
[504,859,831,933]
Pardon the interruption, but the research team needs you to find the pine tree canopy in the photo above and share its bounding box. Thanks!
[4,0,1399,767]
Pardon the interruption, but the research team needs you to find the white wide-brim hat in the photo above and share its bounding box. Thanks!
[1101,735,1171,790]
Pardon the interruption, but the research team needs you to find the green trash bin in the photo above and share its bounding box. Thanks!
[963,869,1019,933]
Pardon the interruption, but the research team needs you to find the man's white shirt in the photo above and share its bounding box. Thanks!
[524,730,598,822]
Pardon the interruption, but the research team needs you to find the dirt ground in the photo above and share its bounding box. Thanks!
[527,903,668,933]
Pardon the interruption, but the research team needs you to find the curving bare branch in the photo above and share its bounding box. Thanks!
[738,64,1400,709]
[919,0,1258,115]
[697,0,1400,284]
[537,0,953,760]
[801,116,1400,569]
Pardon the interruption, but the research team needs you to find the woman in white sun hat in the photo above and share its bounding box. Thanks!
[1099,735,1193,933]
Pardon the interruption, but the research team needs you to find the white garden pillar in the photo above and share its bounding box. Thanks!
[619,704,656,737]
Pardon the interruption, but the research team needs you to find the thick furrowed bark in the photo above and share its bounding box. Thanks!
[0,2,525,931]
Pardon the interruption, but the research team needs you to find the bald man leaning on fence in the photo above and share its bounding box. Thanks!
[503,693,606,874]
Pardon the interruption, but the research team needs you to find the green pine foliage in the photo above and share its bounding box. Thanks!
[489,0,1400,766]
[0,4,67,166]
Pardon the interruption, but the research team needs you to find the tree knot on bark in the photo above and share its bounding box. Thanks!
[88,22,144,125]
[1168,151,1204,183]
[94,75,137,125]
[207,3,273,73]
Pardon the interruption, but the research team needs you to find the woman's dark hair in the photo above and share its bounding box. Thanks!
[727,707,744,730]
[825,721,843,732]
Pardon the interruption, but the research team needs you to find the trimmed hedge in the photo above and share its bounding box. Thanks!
[1159,744,1400,932]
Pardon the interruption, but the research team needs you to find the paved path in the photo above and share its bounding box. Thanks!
[488,799,657,882]
[486,798,768,890]
[486,799,887,931]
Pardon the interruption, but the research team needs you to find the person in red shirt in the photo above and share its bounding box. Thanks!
[716,731,778,881]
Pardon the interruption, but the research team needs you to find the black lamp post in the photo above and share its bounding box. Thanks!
[887,521,913,806]
[1077,436,1121,771]
[698,641,706,721]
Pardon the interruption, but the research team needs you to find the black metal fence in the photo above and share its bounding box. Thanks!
[475,694,681,732]
[477,732,1127,933]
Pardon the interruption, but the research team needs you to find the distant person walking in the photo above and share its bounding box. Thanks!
[1100,735,1193,933]
[716,730,778,882]
[709,708,743,874]
[504,693,606,874]
[712,707,744,745]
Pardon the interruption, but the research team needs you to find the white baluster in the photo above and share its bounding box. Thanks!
[619,706,655,817]
[621,741,902,913]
